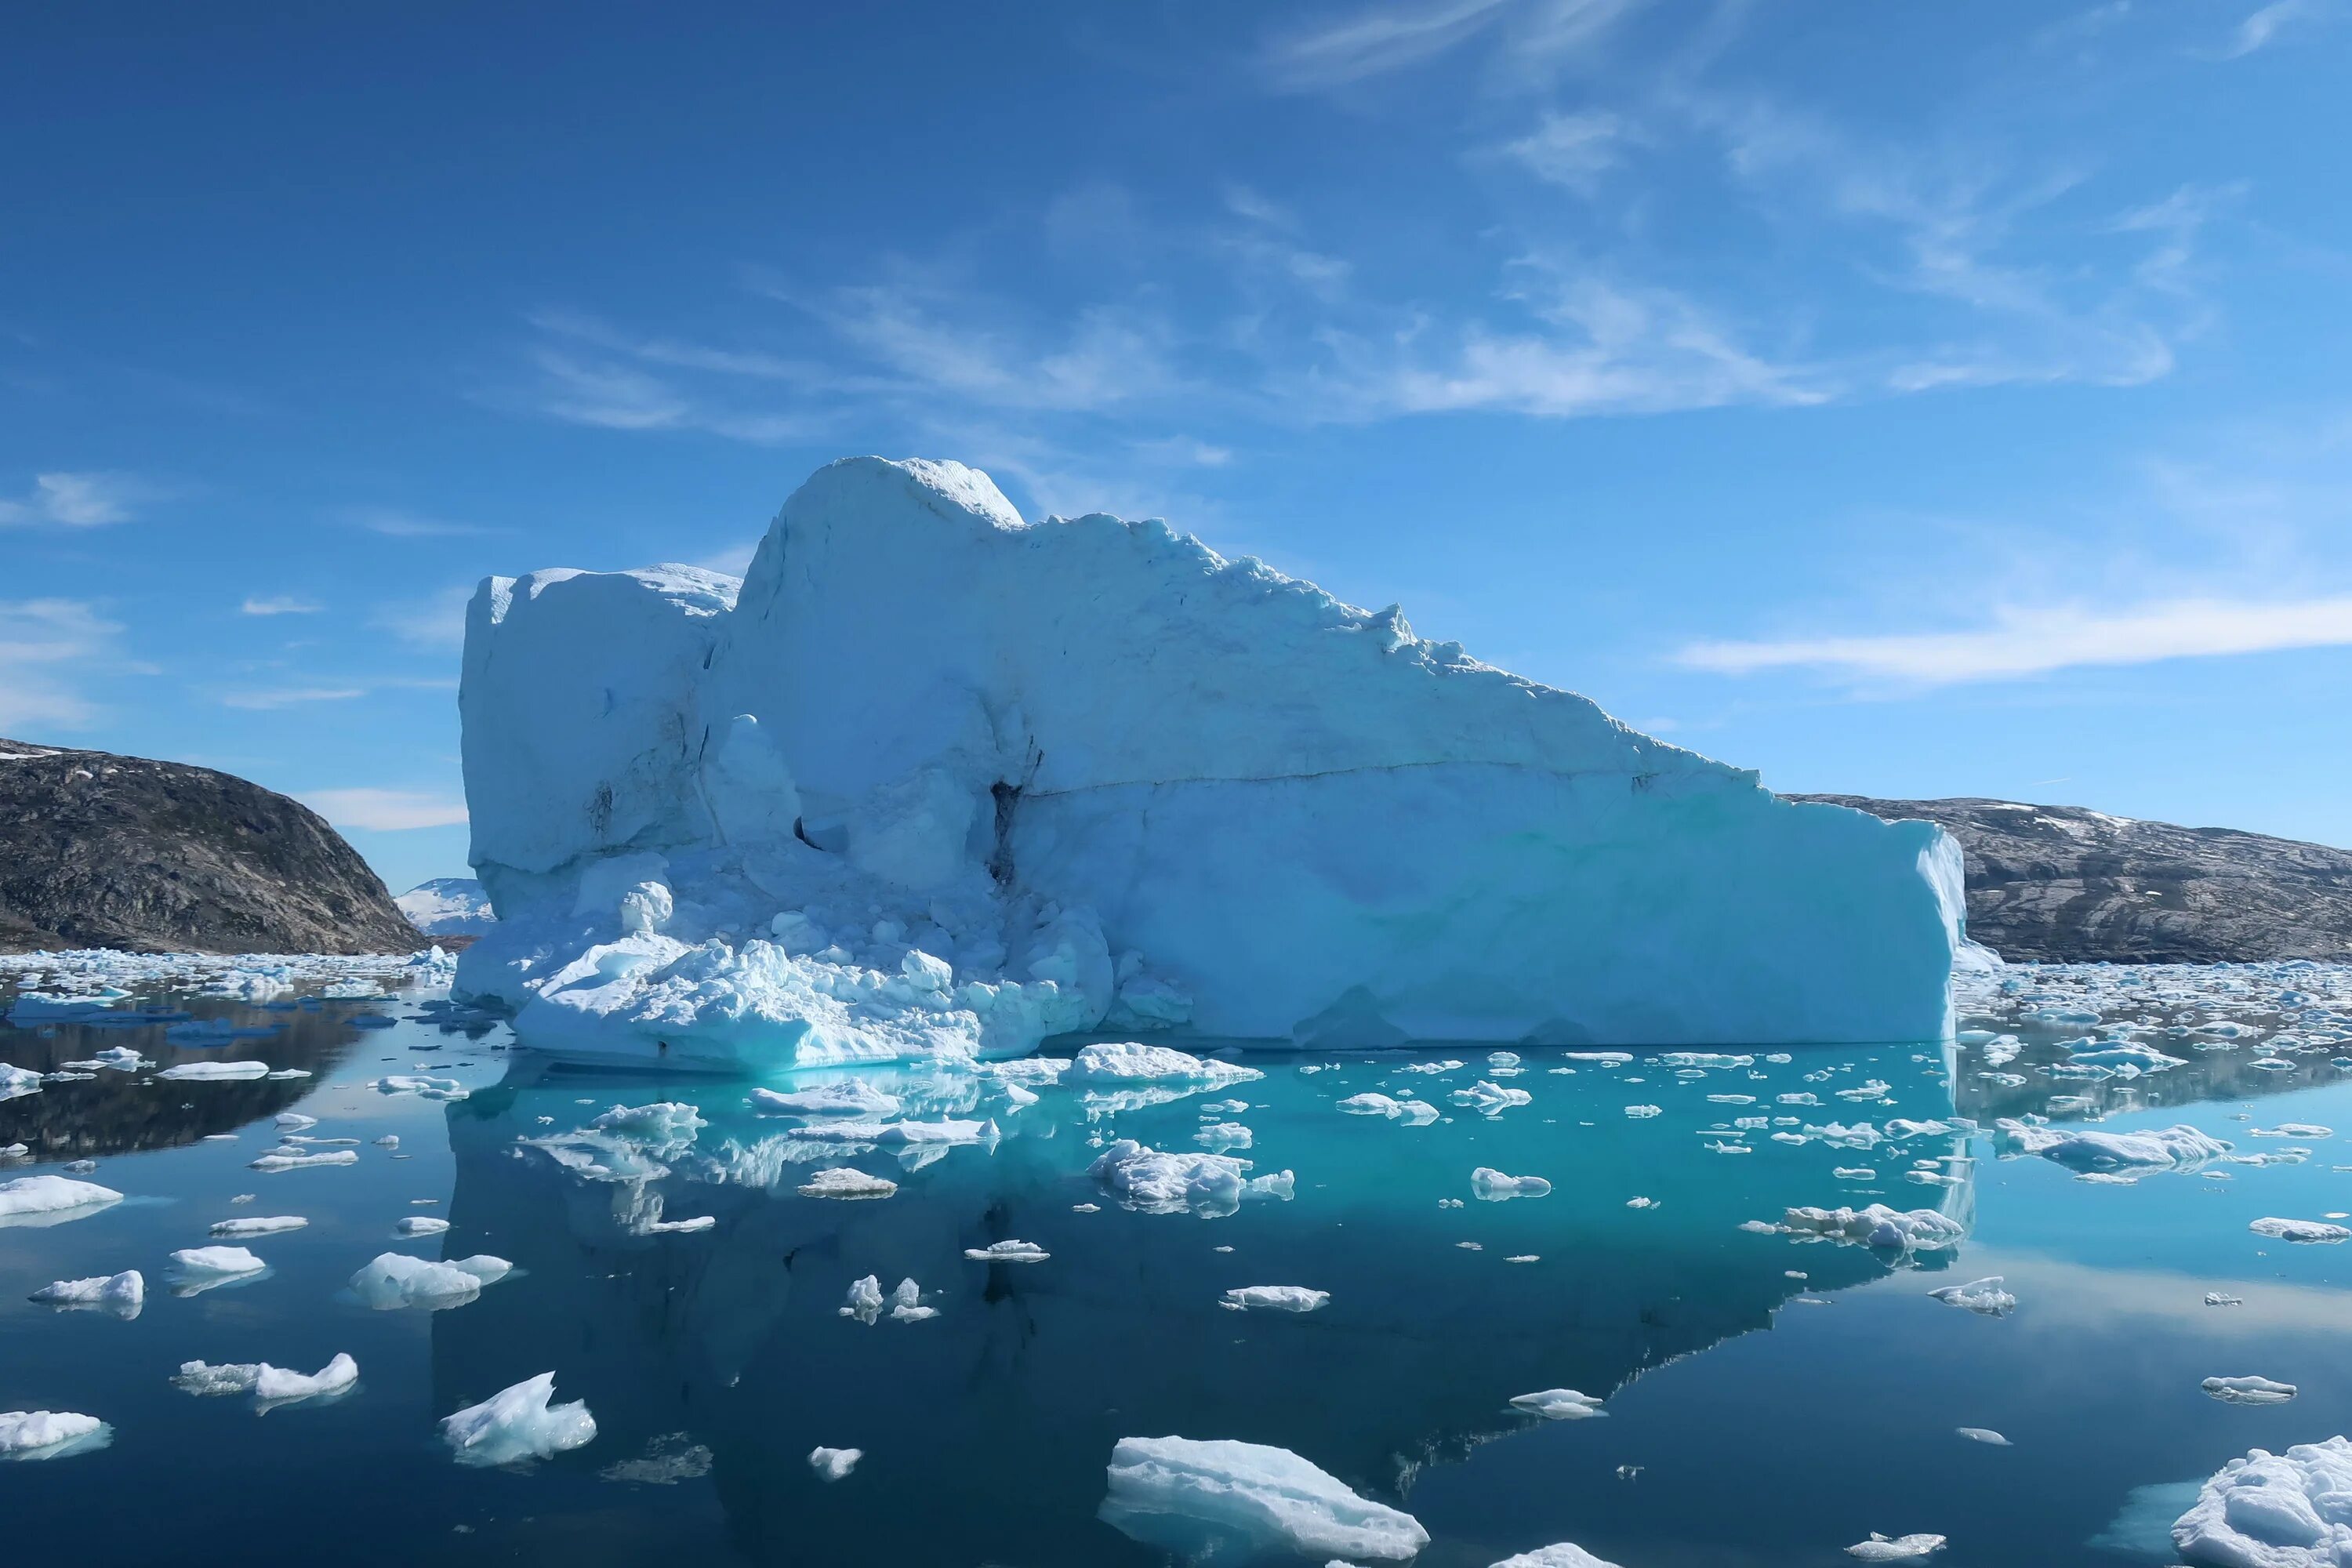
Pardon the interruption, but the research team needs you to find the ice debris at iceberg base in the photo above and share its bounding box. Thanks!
[450,456,1965,1073]
[29,1270,143,1316]
[2173,1438,2352,1568]
[1510,1389,1606,1421]
[0,1411,110,1461]
[441,1373,597,1466]
[1099,1435,1429,1563]
[0,1174,124,1226]
[349,1252,513,1309]
[809,1446,862,1480]
[1846,1534,1945,1561]
[1777,1205,1965,1253]
[1220,1286,1329,1313]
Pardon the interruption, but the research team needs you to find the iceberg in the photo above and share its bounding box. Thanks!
[2173,1439,2352,1567]
[0,1410,109,1461]
[1219,1285,1330,1313]
[1099,1434,1429,1563]
[348,1252,513,1309]
[809,1445,862,1480]
[452,456,1965,1071]
[0,1174,123,1227]
[441,1372,597,1465]
[174,1355,357,1408]
[1510,1388,1606,1421]
[1492,1548,1621,1568]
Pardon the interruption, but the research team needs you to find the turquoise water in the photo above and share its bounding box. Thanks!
[5,968,2352,1566]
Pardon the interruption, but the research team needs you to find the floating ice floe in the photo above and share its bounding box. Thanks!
[169,1245,267,1277]
[1471,1167,1552,1202]
[372,1074,467,1100]
[250,1148,359,1171]
[1100,1435,1428,1563]
[2172,1438,2352,1567]
[1220,1286,1328,1313]
[441,1372,597,1465]
[207,1214,308,1239]
[964,1240,1049,1262]
[1088,1139,1289,1217]
[1957,1428,2010,1446]
[2252,1123,2334,1139]
[348,1252,512,1309]
[590,1101,706,1148]
[1846,1534,1944,1561]
[1490,1546,1621,1566]
[0,1065,45,1102]
[276,1112,318,1131]
[797,1167,898,1200]
[1994,1120,2230,1178]
[396,1216,451,1236]
[28,1270,143,1316]
[1451,1080,1532,1115]
[175,1355,358,1408]
[2250,1218,2352,1243]
[1778,1205,1965,1253]
[57,1047,153,1073]
[1335,1093,1439,1123]
[2203,1376,2297,1406]
[0,1174,124,1227]
[1927,1276,2016,1316]
[810,1445,862,1480]
[157,1060,270,1081]
[1069,1043,1264,1089]
[749,1080,905,1118]
[0,1410,110,1461]
[1510,1389,1606,1421]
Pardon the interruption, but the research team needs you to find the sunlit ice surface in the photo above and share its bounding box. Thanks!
[2,953,2350,1566]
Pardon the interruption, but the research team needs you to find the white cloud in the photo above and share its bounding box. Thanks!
[374,584,474,652]
[0,598,122,731]
[240,595,321,616]
[345,506,488,539]
[218,686,368,710]
[2221,0,2319,57]
[689,540,759,577]
[1499,109,1627,192]
[1677,595,2352,685]
[299,788,469,831]
[0,472,145,528]
[1258,0,1639,90]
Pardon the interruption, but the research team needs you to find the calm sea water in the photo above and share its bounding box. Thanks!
[5,970,2351,1566]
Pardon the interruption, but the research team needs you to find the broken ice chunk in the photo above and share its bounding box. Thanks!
[1779,1205,1965,1253]
[1451,1080,1532,1116]
[212,1215,307,1237]
[2172,1439,2352,1567]
[1846,1534,1944,1561]
[797,1167,898,1200]
[2201,1376,2297,1405]
[0,1410,109,1460]
[1219,1286,1329,1313]
[2249,1218,2352,1243]
[1489,1546,1622,1567]
[1471,1167,1552,1202]
[1926,1276,2016,1316]
[840,1274,885,1323]
[249,1148,358,1171]
[810,1445,862,1479]
[169,1246,267,1278]
[348,1252,511,1309]
[1100,1435,1428,1563]
[441,1372,597,1465]
[28,1270,143,1316]
[0,1174,124,1226]
[396,1216,452,1236]
[1509,1389,1605,1421]
[964,1240,1048,1262]
[1957,1428,2010,1446]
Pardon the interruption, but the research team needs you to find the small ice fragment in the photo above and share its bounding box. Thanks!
[750,1080,903,1118]
[1220,1286,1329,1313]
[2249,1217,2352,1243]
[157,1061,270,1081]
[0,1410,107,1458]
[1509,1389,1606,1421]
[964,1240,1049,1262]
[797,1167,898,1200]
[1958,1428,2009,1445]
[276,1112,318,1131]
[441,1372,596,1465]
[249,1149,358,1171]
[2201,1375,2296,1405]
[1625,1196,1657,1210]
[840,1274,884,1323]
[1451,1080,1532,1115]
[396,1216,452,1236]
[1504,1254,1540,1264]
[1471,1167,1552,1202]
[1926,1276,2016,1316]
[2205,1292,2245,1307]
[809,1445,862,1480]
[0,1174,124,1225]
[374,1135,400,1149]
[1490,1548,1622,1567]
[1624,1105,1662,1119]
[349,1252,510,1308]
[212,1215,306,1237]
[169,1246,267,1277]
[29,1270,143,1316]
[1846,1534,1944,1561]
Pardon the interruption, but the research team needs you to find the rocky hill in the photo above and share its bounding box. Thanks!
[0,737,423,953]
[1793,794,2352,964]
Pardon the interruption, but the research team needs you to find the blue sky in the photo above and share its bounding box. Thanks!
[5,0,2350,895]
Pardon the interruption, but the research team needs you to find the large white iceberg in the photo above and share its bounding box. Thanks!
[454,456,1965,1070]
[2173,1437,2352,1567]
[441,1372,597,1465]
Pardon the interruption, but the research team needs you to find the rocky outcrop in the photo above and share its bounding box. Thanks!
[1794,795,2352,964]
[0,738,423,953]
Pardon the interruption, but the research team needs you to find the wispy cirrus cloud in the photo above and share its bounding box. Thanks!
[0,598,124,730]
[2218,0,2325,58]
[1677,595,2352,686]
[1258,0,1641,90]
[0,472,151,528]
[240,594,321,616]
[344,506,493,539]
[299,787,468,831]
[373,584,475,653]
[217,685,367,710]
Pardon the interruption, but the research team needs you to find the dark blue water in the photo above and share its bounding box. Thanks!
[5,966,2351,1566]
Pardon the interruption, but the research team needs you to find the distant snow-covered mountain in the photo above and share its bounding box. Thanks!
[397,877,495,936]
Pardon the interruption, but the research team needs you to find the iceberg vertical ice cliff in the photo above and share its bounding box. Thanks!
[455,456,1964,1070]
